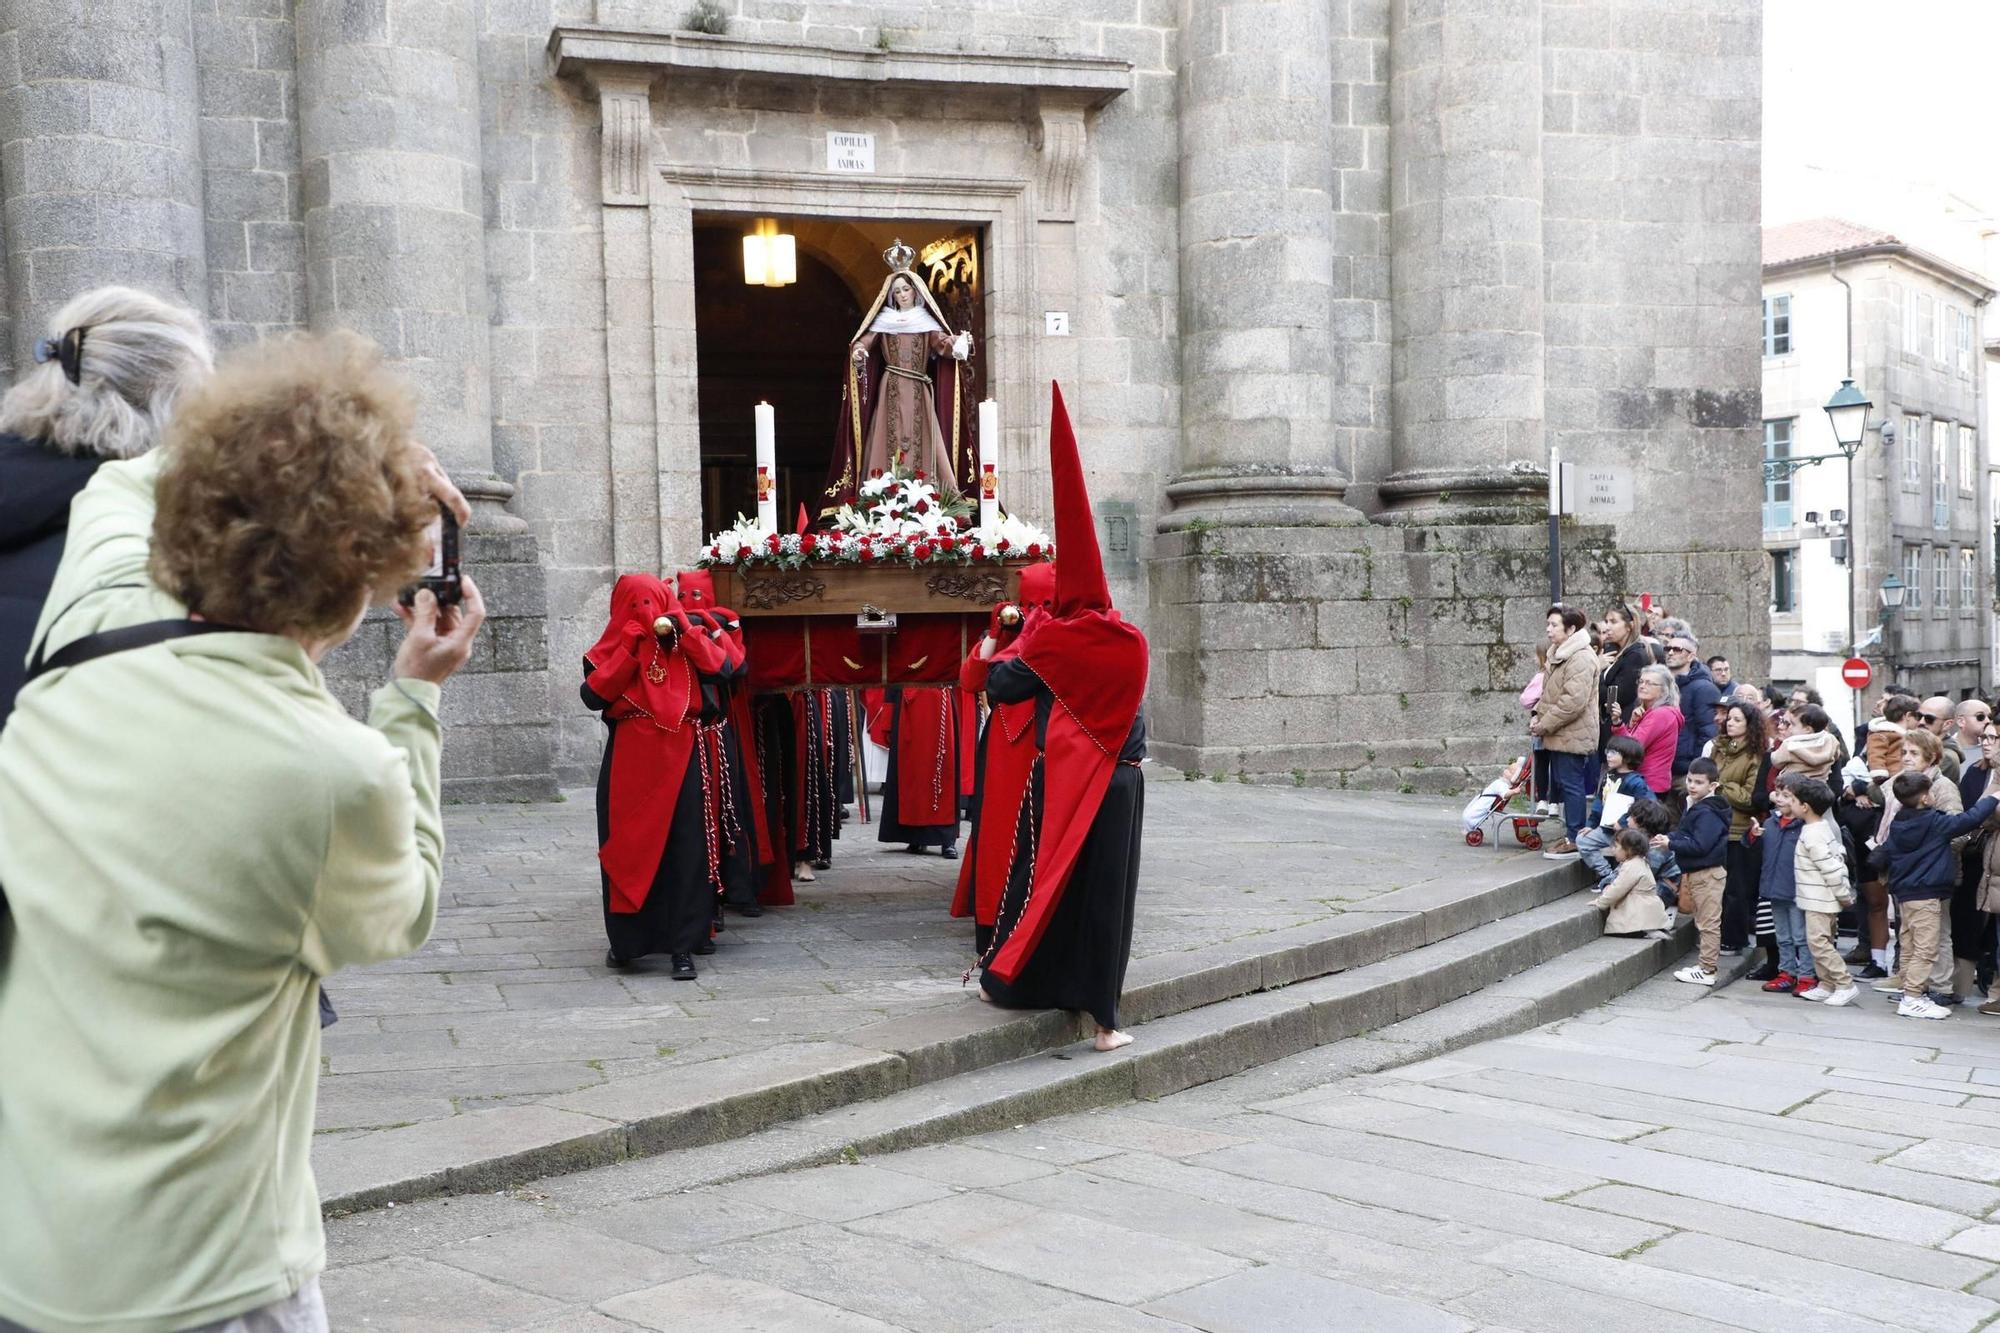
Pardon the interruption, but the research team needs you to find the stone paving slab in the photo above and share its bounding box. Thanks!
[325,957,2000,1331]
[315,782,1558,1202]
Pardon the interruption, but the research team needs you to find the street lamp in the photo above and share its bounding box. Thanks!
[1880,573,1907,684]
[1823,378,1874,456]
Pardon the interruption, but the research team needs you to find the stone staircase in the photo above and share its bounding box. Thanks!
[320,854,1698,1214]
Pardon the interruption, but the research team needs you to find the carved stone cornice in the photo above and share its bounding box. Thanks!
[593,74,652,207]
[548,26,1131,108]
[1034,103,1088,221]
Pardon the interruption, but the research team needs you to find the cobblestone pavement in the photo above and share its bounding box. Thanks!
[324,963,2000,1331]
[316,782,1503,1143]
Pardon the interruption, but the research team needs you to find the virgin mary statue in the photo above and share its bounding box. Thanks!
[823,239,973,512]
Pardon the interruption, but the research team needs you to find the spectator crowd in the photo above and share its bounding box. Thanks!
[1524,601,2000,1021]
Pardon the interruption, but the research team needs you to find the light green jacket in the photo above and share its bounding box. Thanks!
[0,451,443,1333]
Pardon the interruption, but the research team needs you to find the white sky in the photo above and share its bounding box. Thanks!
[1764,0,2000,275]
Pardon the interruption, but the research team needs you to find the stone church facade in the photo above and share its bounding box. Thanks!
[0,0,1765,798]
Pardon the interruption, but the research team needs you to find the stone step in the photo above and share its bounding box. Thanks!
[459,896,1706,1214]
[320,861,1670,1215]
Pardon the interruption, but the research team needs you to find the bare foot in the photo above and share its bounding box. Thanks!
[976,988,993,1003]
[794,862,817,882]
[1094,1028,1133,1052]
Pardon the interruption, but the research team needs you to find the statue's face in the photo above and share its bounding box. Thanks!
[890,278,914,310]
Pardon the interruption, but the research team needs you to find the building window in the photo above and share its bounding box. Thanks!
[1904,414,1925,486]
[1936,547,1951,611]
[1957,308,1977,376]
[1905,544,1925,608]
[1909,291,1936,359]
[1770,548,1798,614]
[1935,420,1953,528]
[1763,419,1793,530]
[1963,547,1976,611]
[1961,424,1977,495]
[1762,295,1792,356]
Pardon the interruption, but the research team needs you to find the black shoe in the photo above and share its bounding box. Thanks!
[605,949,630,970]
[940,844,959,860]
[1932,992,1964,1007]
[1842,945,1872,965]
[735,901,764,918]
[1857,962,1890,979]
[1745,962,1779,982]
[813,859,831,870]
[693,938,716,956]
[670,954,698,980]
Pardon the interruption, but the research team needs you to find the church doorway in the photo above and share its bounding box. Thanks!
[691,215,987,537]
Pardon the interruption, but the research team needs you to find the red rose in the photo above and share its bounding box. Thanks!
[764,532,780,549]
[859,534,874,545]
[996,537,1011,552]
[801,533,818,554]
[915,470,927,482]
[860,547,876,563]
[1026,543,1043,559]
[935,534,954,549]
[870,468,883,478]
[971,544,985,559]
[914,499,929,514]
[913,542,934,560]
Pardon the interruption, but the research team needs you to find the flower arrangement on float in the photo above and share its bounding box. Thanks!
[700,465,1053,571]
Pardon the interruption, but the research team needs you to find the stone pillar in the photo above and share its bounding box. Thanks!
[293,0,515,525]
[1380,0,1545,524]
[0,0,208,365]
[1165,0,1361,529]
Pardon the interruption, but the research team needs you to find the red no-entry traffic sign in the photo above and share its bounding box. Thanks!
[1841,657,1873,690]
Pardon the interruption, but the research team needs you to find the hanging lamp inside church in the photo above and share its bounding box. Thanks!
[742,218,796,288]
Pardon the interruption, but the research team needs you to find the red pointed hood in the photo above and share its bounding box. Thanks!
[1017,561,1056,612]
[676,569,716,609]
[1047,383,1109,615]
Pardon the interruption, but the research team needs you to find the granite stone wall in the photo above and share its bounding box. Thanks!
[0,0,1768,800]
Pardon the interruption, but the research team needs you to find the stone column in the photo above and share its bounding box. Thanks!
[294,0,515,525]
[1165,0,1361,529]
[0,0,208,365]
[1379,0,1546,524]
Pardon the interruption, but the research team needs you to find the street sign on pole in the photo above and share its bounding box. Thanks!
[1841,657,1873,691]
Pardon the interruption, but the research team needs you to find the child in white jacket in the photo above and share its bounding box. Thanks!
[1791,777,1858,1005]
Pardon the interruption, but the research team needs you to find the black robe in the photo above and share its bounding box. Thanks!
[584,677,711,961]
[977,657,1145,1030]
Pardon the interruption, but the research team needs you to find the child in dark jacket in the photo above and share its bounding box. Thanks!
[1666,757,1730,985]
[1871,768,2000,1019]
[1757,776,1810,993]
[1580,737,1653,891]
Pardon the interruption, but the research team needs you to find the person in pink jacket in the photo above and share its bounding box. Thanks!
[1522,642,1552,814]
[1615,664,1684,797]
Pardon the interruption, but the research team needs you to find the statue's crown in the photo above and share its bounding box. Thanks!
[882,238,915,272]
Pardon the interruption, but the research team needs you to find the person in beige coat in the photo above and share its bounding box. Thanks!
[1772,705,1841,781]
[1597,828,1670,935]
[1791,778,1858,1004]
[1530,604,1602,856]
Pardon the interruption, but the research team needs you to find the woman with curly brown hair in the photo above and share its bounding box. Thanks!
[0,332,483,1333]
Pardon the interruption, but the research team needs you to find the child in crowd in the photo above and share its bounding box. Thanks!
[1870,767,1999,1019]
[1597,827,1669,936]
[1756,775,1810,994]
[1523,643,1554,815]
[1790,777,1858,1005]
[1864,695,1918,781]
[1667,757,1731,986]
[1578,737,1652,891]
[1628,799,1680,914]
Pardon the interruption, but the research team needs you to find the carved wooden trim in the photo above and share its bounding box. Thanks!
[926,568,1008,604]
[739,568,828,610]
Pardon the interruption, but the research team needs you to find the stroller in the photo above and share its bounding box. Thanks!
[1460,755,1545,850]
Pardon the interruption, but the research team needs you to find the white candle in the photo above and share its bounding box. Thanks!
[754,401,777,533]
[977,398,999,530]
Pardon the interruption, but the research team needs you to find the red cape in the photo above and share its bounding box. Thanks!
[985,609,1148,982]
[891,686,965,827]
[952,649,1038,923]
[587,576,719,914]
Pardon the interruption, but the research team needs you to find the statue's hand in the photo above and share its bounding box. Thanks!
[952,332,972,361]
[851,344,867,364]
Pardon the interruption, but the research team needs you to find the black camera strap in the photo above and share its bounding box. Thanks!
[25,618,243,685]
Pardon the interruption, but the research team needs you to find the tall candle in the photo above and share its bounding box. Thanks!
[977,398,999,530]
[754,401,777,533]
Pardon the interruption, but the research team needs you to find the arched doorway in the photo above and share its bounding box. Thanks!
[692,216,988,538]
[693,226,857,536]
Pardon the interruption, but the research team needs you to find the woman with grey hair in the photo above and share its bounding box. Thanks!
[1615,662,1685,797]
[0,286,212,725]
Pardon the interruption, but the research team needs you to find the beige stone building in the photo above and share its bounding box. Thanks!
[0,0,1767,796]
